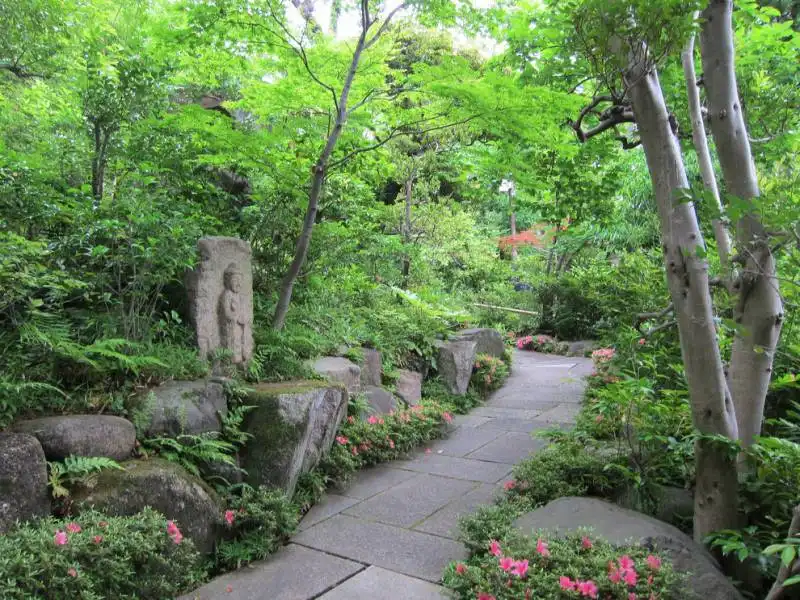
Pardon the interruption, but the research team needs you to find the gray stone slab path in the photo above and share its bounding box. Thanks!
[181,350,591,599]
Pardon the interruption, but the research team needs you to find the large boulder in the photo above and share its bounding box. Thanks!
[360,348,382,387]
[241,381,347,496]
[72,458,223,553]
[395,369,422,405]
[363,386,397,415]
[12,415,135,461]
[436,340,477,395]
[309,357,361,395]
[0,433,50,533]
[452,328,505,358]
[566,340,599,357]
[133,379,227,437]
[514,497,743,600]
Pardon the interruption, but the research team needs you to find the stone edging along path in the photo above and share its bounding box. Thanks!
[180,350,594,600]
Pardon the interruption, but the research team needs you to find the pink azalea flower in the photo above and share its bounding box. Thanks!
[167,521,180,536]
[425,448,432,454]
[347,416,355,424]
[577,580,599,598]
[647,574,654,586]
[66,522,82,533]
[378,418,385,425]
[225,510,235,526]
[503,480,516,491]
[388,439,395,449]
[646,554,661,571]
[489,540,502,557]
[582,536,593,549]
[67,568,78,578]
[442,412,453,423]
[54,530,68,546]
[93,535,103,544]
[351,446,359,456]
[477,594,496,600]
[456,563,467,574]
[498,556,514,572]
[367,415,379,425]
[619,555,635,571]
[595,413,604,423]
[623,568,638,586]
[336,435,349,445]
[98,521,108,528]
[638,338,646,345]
[536,538,550,557]
[171,530,183,544]
[608,562,622,584]
[559,576,576,590]
[629,594,638,600]
[510,559,529,577]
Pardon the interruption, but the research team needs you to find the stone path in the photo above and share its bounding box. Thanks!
[181,350,593,600]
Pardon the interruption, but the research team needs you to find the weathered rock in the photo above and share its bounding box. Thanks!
[133,379,227,437]
[436,340,477,395]
[0,433,50,533]
[72,458,222,552]
[514,497,742,600]
[566,340,599,357]
[200,454,244,487]
[360,349,382,387]
[12,415,135,461]
[241,381,347,496]
[310,357,361,395]
[363,386,397,416]
[452,328,505,358]
[396,370,422,405]
[653,485,694,527]
[186,237,254,364]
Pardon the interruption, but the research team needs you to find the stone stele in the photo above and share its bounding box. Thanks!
[187,237,254,364]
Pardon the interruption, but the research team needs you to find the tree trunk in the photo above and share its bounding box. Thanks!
[91,122,108,202]
[681,22,732,276]
[700,0,783,449]
[624,49,740,541]
[272,27,368,330]
[509,190,517,261]
[401,177,413,288]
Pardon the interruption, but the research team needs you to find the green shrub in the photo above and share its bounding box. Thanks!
[214,485,298,572]
[471,353,510,398]
[0,508,205,599]
[444,530,681,599]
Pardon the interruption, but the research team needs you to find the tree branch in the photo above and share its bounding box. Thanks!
[765,504,800,600]
[0,62,43,79]
[364,2,409,50]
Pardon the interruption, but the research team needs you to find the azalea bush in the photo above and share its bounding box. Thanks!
[213,485,299,573]
[517,334,569,355]
[0,508,205,599]
[472,353,511,397]
[443,531,680,599]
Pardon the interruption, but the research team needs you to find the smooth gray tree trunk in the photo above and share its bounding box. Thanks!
[624,47,740,541]
[681,23,732,276]
[700,0,783,449]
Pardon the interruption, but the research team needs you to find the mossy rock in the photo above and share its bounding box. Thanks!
[241,381,347,497]
[72,458,223,553]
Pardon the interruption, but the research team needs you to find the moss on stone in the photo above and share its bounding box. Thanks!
[249,379,344,398]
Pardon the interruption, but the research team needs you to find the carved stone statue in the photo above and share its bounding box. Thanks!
[186,237,254,365]
[219,263,249,363]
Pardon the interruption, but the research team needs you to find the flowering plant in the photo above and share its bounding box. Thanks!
[516,334,569,355]
[444,531,680,599]
[0,508,204,599]
[472,354,510,396]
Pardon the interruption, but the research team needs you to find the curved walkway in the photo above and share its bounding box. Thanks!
[181,350,593,600]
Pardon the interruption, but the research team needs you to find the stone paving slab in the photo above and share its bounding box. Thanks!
[466,432,549,464]
[336,466,418,499]
[413,483,499,539]
[469,406,545,421]
[426,426,504,457]
[450,414,493,428]
[294,514,467,582]
[490,390,578,409]
[477,418,554,434]
[343,473,477,528]
[318,566,451,600]
[300,493,362,531]
[394,453,512,483]
[537,402,583,423]
[178,544,363,600]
